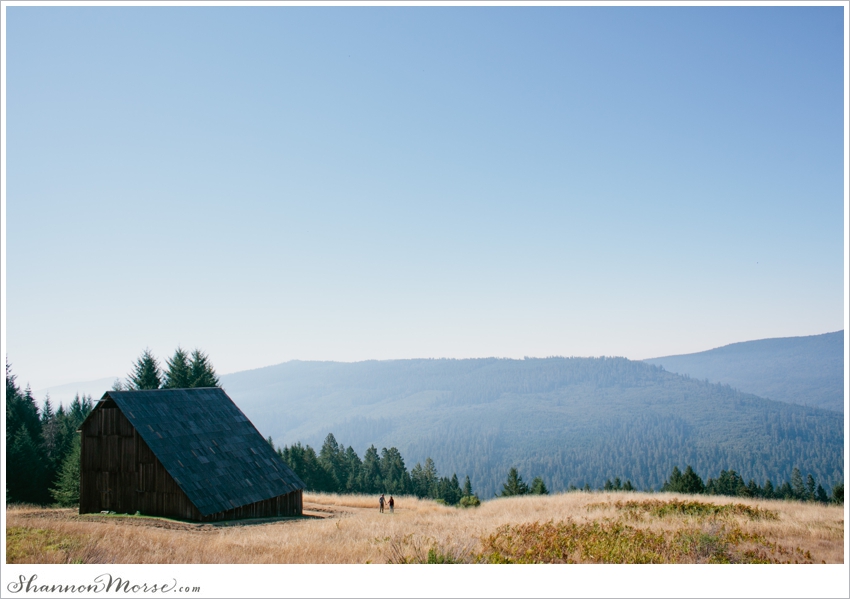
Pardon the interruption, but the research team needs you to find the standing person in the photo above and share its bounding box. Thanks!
[389,496,394,513]
[379,494,385,513]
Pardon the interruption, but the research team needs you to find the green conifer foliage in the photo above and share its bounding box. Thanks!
[163,347,192,389]
[831,482,844,504]
[805,474,816,501]
[791,467,806,500]
[360,445,383,494]
[500,467,530,497]
[680,466,705,494]
[189,349,220,388]
[530,477,549,495]
[7,426,48,504]
[51,435,81,506]
[126,349,162,390]
[462,475,473,497]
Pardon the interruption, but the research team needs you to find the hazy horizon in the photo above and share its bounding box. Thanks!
[4,6,846,391]
[24,328,844,405]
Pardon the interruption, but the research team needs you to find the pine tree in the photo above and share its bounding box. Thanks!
[163,347,192,389]
[360,445,383,494]
[67,394,93,427]
[681,466,705,494]
[831,482,844,505]
[318,433,343,491]
[530,476,549,495]
[815,484,829,504]
[126,349,162,390]
[379,447,410,495]
[414,458,438,498]
[6,368,42,444]
[662,466,683,492]
[51,435,81,506]
[344,447,363,492]
[7,426,49,504]
[791,467,805,500]
[189,349,220,388]
[500,467,529,497]
[462,475,473,498]
[805,474,816,501]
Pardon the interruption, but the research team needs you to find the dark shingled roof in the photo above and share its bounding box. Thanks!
[100,388,305,516]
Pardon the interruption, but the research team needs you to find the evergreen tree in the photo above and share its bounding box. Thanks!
[318,433,344,492]
[448,474,463,505]
[462,475,473,498]
[67,394,93,427]
[7,426,49,504]
[831,482,844,505]
[791,467,805,500]
[126,349,162,390]
[6,366,41,444]
[360,445,383,494]
[379,447,410,495]
[622,480,634,491]
[411,458,438,498]
[51,435,81,506]
[163,347,192,389]
[763,479,775,499]
[40,395,54,425]
[680,466,705,494]
[805,474,816,501]
[344,446,363,492]
[40,398,67,486]
[815,484,829,504]
[500,467,529,497]
[189,349,220,388]
[278,442,335,492]
[662,466,683,492]
[530,476,549,495]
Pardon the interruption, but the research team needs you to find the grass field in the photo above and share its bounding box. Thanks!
[5,492,844,564]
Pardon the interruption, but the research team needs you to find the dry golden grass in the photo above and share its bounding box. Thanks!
[5,492,844,564]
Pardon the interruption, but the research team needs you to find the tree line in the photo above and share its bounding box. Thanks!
[658,465,844,503]
[6,360,93,505]
[112,347,220,390]
[272,433,554,507]
[271,433,483,506]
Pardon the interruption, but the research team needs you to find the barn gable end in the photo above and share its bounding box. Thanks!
[79,388,305,521]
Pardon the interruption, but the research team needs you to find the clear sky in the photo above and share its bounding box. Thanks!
[3,5,846,390]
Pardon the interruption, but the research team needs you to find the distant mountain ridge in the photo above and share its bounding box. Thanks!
[219,356,843,498]
[643,331,844,413]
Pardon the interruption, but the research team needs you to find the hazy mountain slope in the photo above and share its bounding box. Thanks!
[643,331,844,412]
[32,377,118,407]
[220,357,844,498]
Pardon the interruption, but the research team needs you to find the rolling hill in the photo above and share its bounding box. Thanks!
[643,331,844,412]
[219,356,844,498]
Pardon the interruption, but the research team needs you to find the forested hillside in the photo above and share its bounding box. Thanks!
[644,331,844,412]
[220,357,844,499]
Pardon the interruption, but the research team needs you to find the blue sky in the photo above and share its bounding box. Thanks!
[3,6,846,390]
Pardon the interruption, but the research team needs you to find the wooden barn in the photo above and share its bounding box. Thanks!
[78,388,305,521]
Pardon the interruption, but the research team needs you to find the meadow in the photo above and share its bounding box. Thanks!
[5,492,844,564]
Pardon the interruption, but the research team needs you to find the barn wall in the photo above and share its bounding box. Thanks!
[79,401,302,521]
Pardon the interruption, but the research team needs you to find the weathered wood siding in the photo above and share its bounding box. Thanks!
[79,400,302,521]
